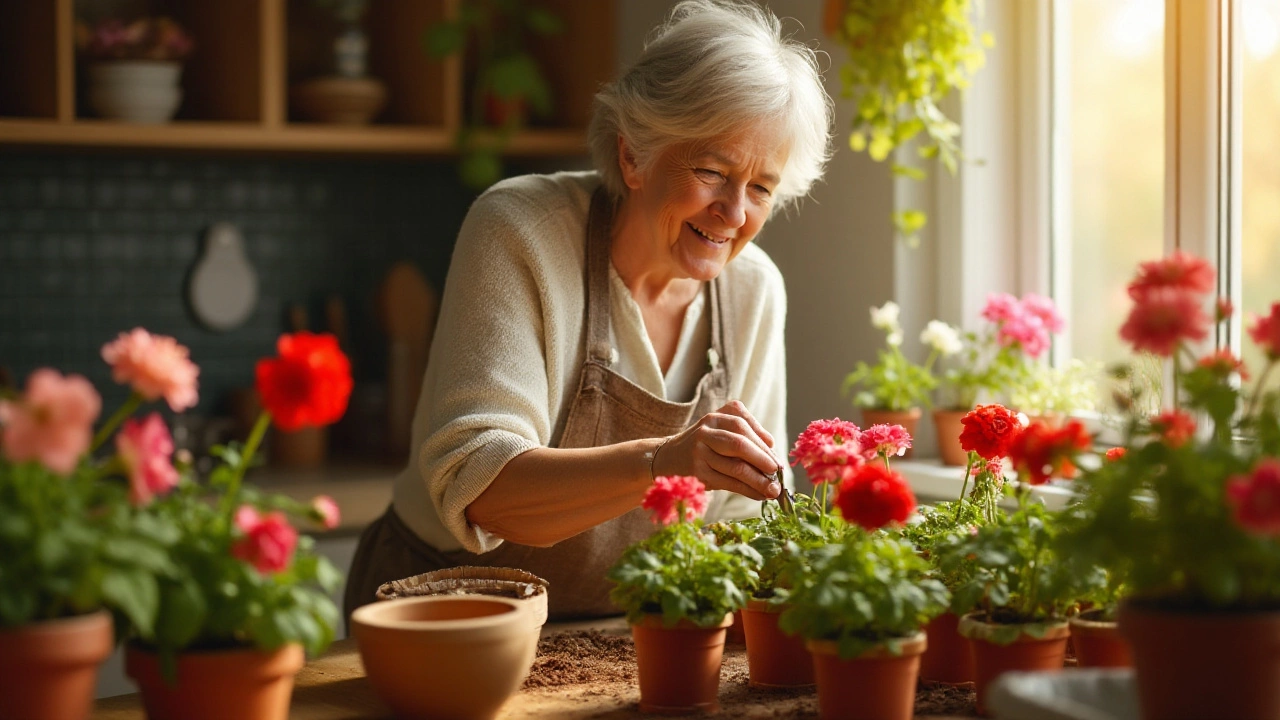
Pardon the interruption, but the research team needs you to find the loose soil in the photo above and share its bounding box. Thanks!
[523,630,978,718]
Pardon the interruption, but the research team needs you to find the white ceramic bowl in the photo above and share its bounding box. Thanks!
[351,595,539,720]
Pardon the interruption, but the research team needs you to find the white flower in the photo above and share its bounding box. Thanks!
[887,330,904,347]
[920,320,963,356]
[870,301,901,333]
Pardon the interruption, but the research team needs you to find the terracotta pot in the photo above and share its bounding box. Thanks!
[932,409,970,466]
[860,407,923,459]
[0,610,113,720]
[919,611,975,684]
[959,613,1070,717]
[126,642,304,720]
[631,613,732,714]
[741,599,814,688]
[1069,608,1131,668]
[806,632,926,720]
[1119,602,1280,720]
[725,610,746,645]
[352,595,538,720]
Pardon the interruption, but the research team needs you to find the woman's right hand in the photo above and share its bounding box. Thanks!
[652,400,782,501]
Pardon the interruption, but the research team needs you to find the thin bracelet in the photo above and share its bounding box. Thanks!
[646,436,673,481]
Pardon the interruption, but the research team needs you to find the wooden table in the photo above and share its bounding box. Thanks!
[92,618,970,719]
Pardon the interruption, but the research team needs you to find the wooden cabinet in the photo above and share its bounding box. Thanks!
[0,0,614,155]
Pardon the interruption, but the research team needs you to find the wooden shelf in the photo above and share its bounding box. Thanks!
[0,0,612,156]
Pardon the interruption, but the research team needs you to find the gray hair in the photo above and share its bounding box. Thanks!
[589,0,832,211]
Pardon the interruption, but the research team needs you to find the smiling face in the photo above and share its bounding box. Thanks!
[616,126,790,283]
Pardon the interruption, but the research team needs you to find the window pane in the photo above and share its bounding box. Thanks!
[1242,0,1280,375]
[1062,0,1165,373]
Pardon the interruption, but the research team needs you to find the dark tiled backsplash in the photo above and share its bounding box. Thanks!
[0,151,479,419]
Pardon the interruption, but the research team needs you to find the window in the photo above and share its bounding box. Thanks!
[1242,0,1280,375]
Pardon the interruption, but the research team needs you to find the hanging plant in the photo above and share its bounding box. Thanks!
[824,0,993,246]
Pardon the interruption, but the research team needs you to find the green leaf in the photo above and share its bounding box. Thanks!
[102,569,159,637]
[459,150,503,190]
[893,210,927,234]
[154,579,206,648]
[891,163,926,181]
[104,537,174,574]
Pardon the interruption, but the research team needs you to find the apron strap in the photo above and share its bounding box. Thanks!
[584,188,615,365]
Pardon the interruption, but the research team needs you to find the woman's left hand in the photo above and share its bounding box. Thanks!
[653,400,782,501]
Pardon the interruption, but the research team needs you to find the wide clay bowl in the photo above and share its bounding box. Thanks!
[352,595,539,720]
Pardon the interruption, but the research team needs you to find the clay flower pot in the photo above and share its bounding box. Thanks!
[725,609,746,645]
[126,642,305,720]
[0,609,113,720]
[630,613,733,714]
[932,409,970,466]
[376,565,550,630]
[919,611,975,684]
[860,407,923,459]
[352,595,539,720]
[741,599,815,688]
[959,613,1070,716]
[1119,602,1280,720]
[1068,608,1132,668]
[806,632,927,720]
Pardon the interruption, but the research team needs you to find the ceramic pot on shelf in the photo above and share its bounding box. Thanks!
[741,599,815,688]
[860,407,922,459]
[125,642,304,720]
[1119,601,1280,720]
[958,613,1070,717]
[1068,608,1132,668]
[932,408,971,466]
[0,610,114,720]
[630,613,732,714]
[87,61,183,124]
[806,632,926,720]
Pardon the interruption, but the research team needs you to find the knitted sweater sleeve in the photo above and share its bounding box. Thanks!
[416,188,575,553]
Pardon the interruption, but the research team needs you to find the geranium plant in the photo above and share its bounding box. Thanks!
[939,292,1066,410]
[1009,358,1102,421]
[75,16,194,62]
[132,331,351,674]
[843,302,955,412]
[608,476,760,628]
[1058,251,1280,612]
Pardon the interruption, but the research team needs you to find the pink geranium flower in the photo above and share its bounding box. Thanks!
[101,328,199,412]
[231,506,298,575]
[1247,303,1280,360]
[1119,287,1210,357]
[1021,293,1066,334]
[312,495,341,530]
[1227,459,1280,537]
[1151,410,1197,449]
[641,475,709,526]
[1127,251,1216,300]
[996,310,1051,359]
[0,369,101,475]
[860,424,912,461]
[981,293,1022,324]
[116,413,178,506]
[790,418,864,484]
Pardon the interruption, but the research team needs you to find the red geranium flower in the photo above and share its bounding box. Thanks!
[1105,447,1127,462]
[1248,303,1280,360]
[1151,410,1196,449]
[1197,349,1249,381]
[1227,459,1280,537]
[959,404,1022,460]
[1126,251,1216,299]
[255,332,353,432]
[1007,419,1092,486]
[642,475,709,526]
[231,505,298,575]
[790,418,864,484]
[834,464,916,530]
[1119,287,1211,357]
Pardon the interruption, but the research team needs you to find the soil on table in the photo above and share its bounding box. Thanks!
[523,630,978,718]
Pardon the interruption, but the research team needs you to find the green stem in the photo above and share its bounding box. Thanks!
[881,452,891,471]
[90,392,143,453]
[221,411,272,519]
[1245,359,1278,422]
[955,452,975,520]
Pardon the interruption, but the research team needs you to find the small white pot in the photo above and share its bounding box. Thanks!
[88,61,183,124]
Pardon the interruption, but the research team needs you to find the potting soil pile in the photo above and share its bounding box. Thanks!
[521,630,977,718]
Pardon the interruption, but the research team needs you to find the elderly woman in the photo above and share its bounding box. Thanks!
[345,0,832,620]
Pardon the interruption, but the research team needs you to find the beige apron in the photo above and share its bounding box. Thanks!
[344,189,732,620]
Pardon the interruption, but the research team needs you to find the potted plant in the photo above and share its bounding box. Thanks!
[1057,251,1280,719]
[900,403,1021,684]
[0,339,183,720]
[118,331,350,720]
[607,475,760,714]
[822,0,992,246]
[1009,358,1102,429]
[935,417,1095,716]
[778,462,948,720]
[934,293,1065,465]
[843,302,953,453]
[75,16,194,123]
[424,0,563,189]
